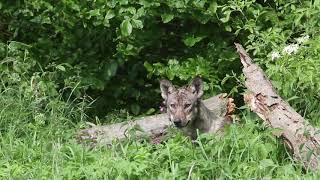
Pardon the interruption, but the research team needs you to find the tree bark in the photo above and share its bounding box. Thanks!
[77,94,234,146]
[235,43,320,171]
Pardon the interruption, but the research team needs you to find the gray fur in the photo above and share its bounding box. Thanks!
[160,77,224,139]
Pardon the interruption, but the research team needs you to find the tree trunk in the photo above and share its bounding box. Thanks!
[235,43,320,171]
[77,94,234,146]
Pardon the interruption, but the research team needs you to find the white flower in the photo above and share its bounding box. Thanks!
[271,51,280,60]
[282,44,299,55]
[296,35,310,44]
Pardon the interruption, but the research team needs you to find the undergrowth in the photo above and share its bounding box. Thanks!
[0,86,319,179]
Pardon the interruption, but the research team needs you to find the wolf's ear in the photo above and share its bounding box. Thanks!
[160,79,175,100]
[189,77,203,98]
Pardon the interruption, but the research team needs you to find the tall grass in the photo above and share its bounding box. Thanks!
[0,84,318,179]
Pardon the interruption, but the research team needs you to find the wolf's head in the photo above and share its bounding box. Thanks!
[160,77,203,128]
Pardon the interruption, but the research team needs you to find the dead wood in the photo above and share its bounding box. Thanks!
[77,94,235,146]
[235,43,320,171]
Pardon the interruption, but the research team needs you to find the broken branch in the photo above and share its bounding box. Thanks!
[235,43,320,171]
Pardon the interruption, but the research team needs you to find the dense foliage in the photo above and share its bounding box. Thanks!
[1,0,320,178]
[1,0,318,115]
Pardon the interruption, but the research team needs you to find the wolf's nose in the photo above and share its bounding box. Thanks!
[173,121,182,127]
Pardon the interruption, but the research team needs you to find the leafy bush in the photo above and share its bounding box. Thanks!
[265,35,320,126]
[1,0,318,115]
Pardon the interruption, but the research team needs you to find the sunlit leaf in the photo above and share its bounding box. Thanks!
[183,35,206,47]
[120,19,133,36]
[161,13,174,23]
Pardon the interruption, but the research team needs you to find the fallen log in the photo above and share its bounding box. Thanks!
[235,43,320,171]
[77,94,235,146]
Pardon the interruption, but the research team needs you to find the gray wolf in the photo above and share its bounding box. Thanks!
[160,77,228,139]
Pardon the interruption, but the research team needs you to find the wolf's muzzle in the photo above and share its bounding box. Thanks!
[173,121,182,127]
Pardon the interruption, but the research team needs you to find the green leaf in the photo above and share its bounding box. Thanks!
[107,62,118,77]
[145,108,155,115]
[104,10,115,27]
[221,74,231,85]
[105,10,115,20]
[56,65,66,72]
[220,10,232,23]
[183,35,205,47]
[119,0,128,5]
[208,1,218,14]
[8,41,31,50]
[127,7,136,15]
[88,9,100,17]
[30,16,42,23]
[120,19,133,36]
[136,7,146,17]
[259,159,275,168]
[192,0,206,8]
[161,14,174,23]
[130,104,140,115]
[225,25,232,32]
[131,19,143,29]
[144,61,153,72]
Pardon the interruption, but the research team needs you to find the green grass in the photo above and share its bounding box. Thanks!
[1,87,320,179]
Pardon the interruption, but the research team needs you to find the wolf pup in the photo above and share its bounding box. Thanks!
[160,77,226,139]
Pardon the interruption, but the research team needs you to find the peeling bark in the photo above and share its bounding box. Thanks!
[235,43,320,171]
[77,94,234,146]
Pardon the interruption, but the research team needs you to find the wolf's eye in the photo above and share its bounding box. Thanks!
[184,103,191,109]
[170,104,176,108]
